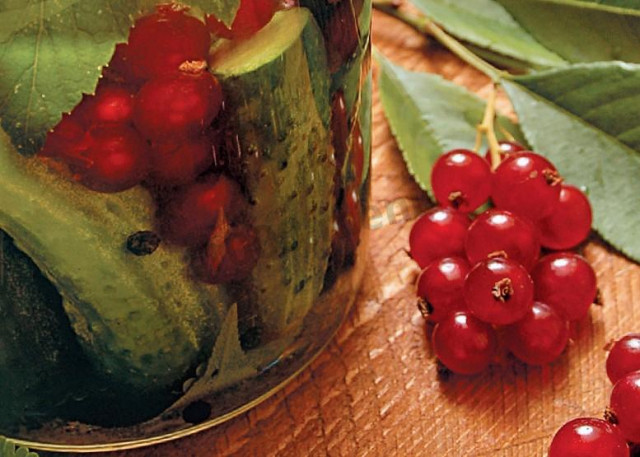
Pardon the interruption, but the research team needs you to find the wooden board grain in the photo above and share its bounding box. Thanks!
[96,9,640,457]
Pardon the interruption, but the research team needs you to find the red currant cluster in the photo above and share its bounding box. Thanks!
[39,4,276,283]
[548,333,640,457]
[42,5,224,192]
[409,141,595,374]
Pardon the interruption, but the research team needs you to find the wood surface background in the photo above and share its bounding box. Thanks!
[99,9,640,457]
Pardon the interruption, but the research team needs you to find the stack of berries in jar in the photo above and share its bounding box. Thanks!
[548,333,640,456]
[409,141,596,375]
[39,3,281,284]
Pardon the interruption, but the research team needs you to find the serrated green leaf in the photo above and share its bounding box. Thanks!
[0,0,80,42]
[376,51,524,195]
[192,0,240,25]
[170,304,255,410]
[410,0,566,70]
[570,0,640,13]
[0,0,142,155]
[496,0,640,64]
[511,62,640,152]
[502,62,640,262]
[0,0,240,155]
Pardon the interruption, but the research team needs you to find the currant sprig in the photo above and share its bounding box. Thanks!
[407,84,596,375]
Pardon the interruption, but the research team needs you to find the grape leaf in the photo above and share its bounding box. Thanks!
[410,0,566,70]
[376,51,524,195]
[502,62,640,262]
[496,0,640,64]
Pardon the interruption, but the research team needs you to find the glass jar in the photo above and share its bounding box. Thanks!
[0,0,371,452]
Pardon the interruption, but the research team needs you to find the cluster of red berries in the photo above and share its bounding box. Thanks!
[39,3,278,283]
[409,141,595,374]
[548,333,640,457]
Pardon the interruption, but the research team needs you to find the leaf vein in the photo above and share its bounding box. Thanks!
[24,1,45,139]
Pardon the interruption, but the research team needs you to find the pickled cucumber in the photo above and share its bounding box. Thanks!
[209,7,334,336]
[0,129,228,391]
[0,230,87,430]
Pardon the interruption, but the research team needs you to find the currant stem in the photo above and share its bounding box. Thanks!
[416,297,432,319]
[374,0,510,165]
[491,277,514,302]
[497,122,516,142]
[476,84,502,169]
[372,1,503,81]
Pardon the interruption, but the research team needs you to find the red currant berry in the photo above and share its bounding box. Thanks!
[102,43,142,85]
[343,183,362,250]
[409,207,471,269]
[464,257,533,325]
[538,185,592,250]
[127,8,211,80]
[484,140,525,165]
[548,418,629,457]
[83,84,135,125]
[324,0,360,72]
[492,151,562,221]
[531,252,597,321]
[504,302,569,365]
[41,113,89,160]
[431,149,492,212]
[159,175,243,246]
[607,334,640,385]
[330,90,349,174]
[465,209,540,271]
[609,371,640,443]
[432,312,497,375]
[416,257,470,323]
[133,70,223,141]
[206,0,278,39]
[75,126,150,193]
[351,121,365,187]
[201,225,261,284]
[149,137,214,187]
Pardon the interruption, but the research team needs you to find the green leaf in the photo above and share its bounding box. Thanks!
[0,1,141,155]
[510,62,640,152]
[0,437,38,457]
[193,0,240,26]
[410,0,566,70]
[0,0,241,155]
[376,51,523,194]
[496,0,640,64]
[502,62,640,262]
[0,0,80,42]
[170,304,256,410]
[569,0,640,13]
[168,303,295,413]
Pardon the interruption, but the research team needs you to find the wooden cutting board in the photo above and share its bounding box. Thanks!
[99,9,640,457]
